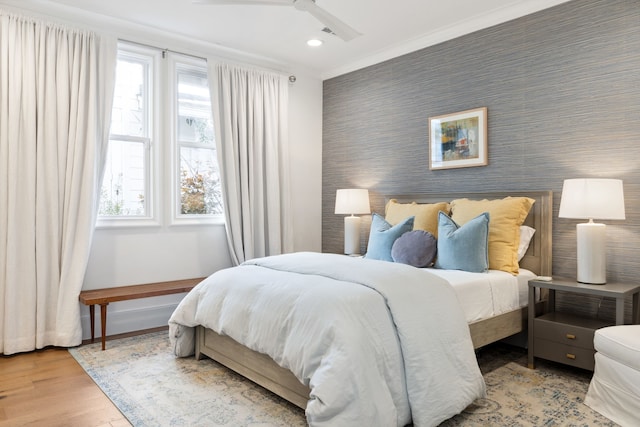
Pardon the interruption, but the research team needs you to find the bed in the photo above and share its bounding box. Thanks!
[169,190,552,426]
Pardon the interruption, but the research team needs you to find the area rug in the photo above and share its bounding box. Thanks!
[442,344,618,426]
[69,331,618,427]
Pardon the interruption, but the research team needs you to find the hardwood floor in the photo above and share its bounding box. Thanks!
[0,329,165,427]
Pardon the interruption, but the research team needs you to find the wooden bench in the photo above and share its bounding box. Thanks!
[79,277,206,350]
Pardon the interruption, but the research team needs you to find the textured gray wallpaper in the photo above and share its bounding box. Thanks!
[322,0,640,322]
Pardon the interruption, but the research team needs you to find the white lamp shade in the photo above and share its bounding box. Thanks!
[334,189,371,215]
[559,179,625,220]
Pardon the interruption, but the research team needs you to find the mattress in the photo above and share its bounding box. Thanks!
[426,268,536,323]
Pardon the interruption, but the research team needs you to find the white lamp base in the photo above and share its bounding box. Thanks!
[344,215,361,255]
[576,221,607,284]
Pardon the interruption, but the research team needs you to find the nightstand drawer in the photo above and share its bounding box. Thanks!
[533,315,599,351]
[533,337,595,370]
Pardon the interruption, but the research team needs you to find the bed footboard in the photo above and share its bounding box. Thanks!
[196,325,310,409]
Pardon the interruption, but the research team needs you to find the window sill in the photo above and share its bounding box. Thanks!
[95,217,161,229]
[170,216,225,227]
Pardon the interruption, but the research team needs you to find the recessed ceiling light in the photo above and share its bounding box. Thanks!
[307,39,323,47]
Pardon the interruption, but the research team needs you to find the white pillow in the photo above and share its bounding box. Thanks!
[518,226,536,261]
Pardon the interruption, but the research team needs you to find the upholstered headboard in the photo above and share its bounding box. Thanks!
[384,191,552,276]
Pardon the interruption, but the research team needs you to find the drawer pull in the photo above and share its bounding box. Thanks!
[566,353,576,360]
[566,333,576,340]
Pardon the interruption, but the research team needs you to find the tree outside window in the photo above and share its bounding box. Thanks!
[176,64,223,217]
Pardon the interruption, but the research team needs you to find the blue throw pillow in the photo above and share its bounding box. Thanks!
[391,230,437,268]
[365,213,414,262]
[434,211,489,273]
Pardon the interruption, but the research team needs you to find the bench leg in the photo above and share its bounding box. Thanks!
[89,304,95,343]
[100,303,109,351]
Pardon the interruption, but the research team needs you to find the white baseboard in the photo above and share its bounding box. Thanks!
[80,302,179,340]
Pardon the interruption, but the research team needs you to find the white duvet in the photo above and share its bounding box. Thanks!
[169,252,486,427]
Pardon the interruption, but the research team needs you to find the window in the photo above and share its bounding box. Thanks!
[98,43,223,226]
[99,49,153,218]
[174,61,222,218]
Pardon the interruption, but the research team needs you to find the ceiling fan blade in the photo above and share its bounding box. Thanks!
[294,0,361,41]
[193,0,292,5]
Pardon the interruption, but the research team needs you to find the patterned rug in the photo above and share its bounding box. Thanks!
[69,331,618,427]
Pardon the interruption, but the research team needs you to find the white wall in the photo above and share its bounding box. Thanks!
[288,72,323,253]
[2,0,323,339]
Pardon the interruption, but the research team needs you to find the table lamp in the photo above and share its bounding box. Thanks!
[559,178,625,284]
[334,189,370,255]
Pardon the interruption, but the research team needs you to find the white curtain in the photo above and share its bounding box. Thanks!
[209,63,293,265]
[0,12,116,355]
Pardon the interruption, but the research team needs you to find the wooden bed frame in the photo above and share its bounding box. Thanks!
[195,190,553,410]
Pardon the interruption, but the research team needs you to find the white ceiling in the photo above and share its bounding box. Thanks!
[9,0,572,79]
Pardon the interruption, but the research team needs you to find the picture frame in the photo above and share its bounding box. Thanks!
[428,107,487,170]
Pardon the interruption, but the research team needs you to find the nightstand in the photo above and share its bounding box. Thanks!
[528,277,640,371]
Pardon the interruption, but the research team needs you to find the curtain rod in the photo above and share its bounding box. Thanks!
[119,39,206,61]
[118,39,296,83]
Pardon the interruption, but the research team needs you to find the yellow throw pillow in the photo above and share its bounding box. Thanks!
[385,200,450,237]
[450,197,535,274]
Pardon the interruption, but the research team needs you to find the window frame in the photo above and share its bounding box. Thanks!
[97,43,162,228]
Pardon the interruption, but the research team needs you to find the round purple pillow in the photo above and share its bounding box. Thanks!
[391,230,437,268]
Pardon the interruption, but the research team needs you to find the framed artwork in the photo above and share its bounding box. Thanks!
[429,107,487,170]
